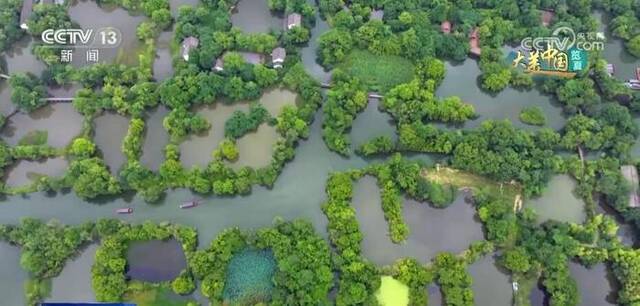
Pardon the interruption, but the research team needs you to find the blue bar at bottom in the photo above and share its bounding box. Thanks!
[41,304,136,306]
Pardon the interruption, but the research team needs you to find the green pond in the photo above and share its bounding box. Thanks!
[528,175,587,224]
[223,249,276,304]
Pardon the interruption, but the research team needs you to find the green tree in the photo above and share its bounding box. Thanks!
[10,73,47,112]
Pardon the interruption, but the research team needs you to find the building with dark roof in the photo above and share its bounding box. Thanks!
[181,36,199,61]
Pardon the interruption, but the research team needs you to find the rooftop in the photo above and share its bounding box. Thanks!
[370,9,384,20]
[286,13,302,29]
[20,0,33,28]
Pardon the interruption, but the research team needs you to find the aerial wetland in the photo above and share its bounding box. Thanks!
[0,0,638,305]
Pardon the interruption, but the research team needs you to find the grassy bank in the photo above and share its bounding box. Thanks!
[422,166,521,204]
[338,49,415,93]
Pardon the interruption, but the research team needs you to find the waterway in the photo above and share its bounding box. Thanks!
[352,176,484,265]
[596,12,638,81]
[126,239,187,282]
[47,244,98,302]
[528,175,587,224]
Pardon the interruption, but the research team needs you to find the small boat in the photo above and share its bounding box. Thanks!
[512,281,519,291]
[606,64,615,77]
[625,80,640,90]
[179,199,200,209]
[116,207,133,214]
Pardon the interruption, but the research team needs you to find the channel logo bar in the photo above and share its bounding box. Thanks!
[41,303,136,306]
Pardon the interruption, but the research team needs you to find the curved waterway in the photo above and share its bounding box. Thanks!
[352,176,484,265]
[47,244,98,302]
[179,102,249,168]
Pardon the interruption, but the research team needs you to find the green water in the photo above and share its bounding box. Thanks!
[223,249,276,304]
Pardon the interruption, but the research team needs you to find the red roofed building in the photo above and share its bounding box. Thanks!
[441,20,451,34]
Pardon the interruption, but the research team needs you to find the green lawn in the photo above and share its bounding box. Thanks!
[375,276,409,306]
[338,49,415,93]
